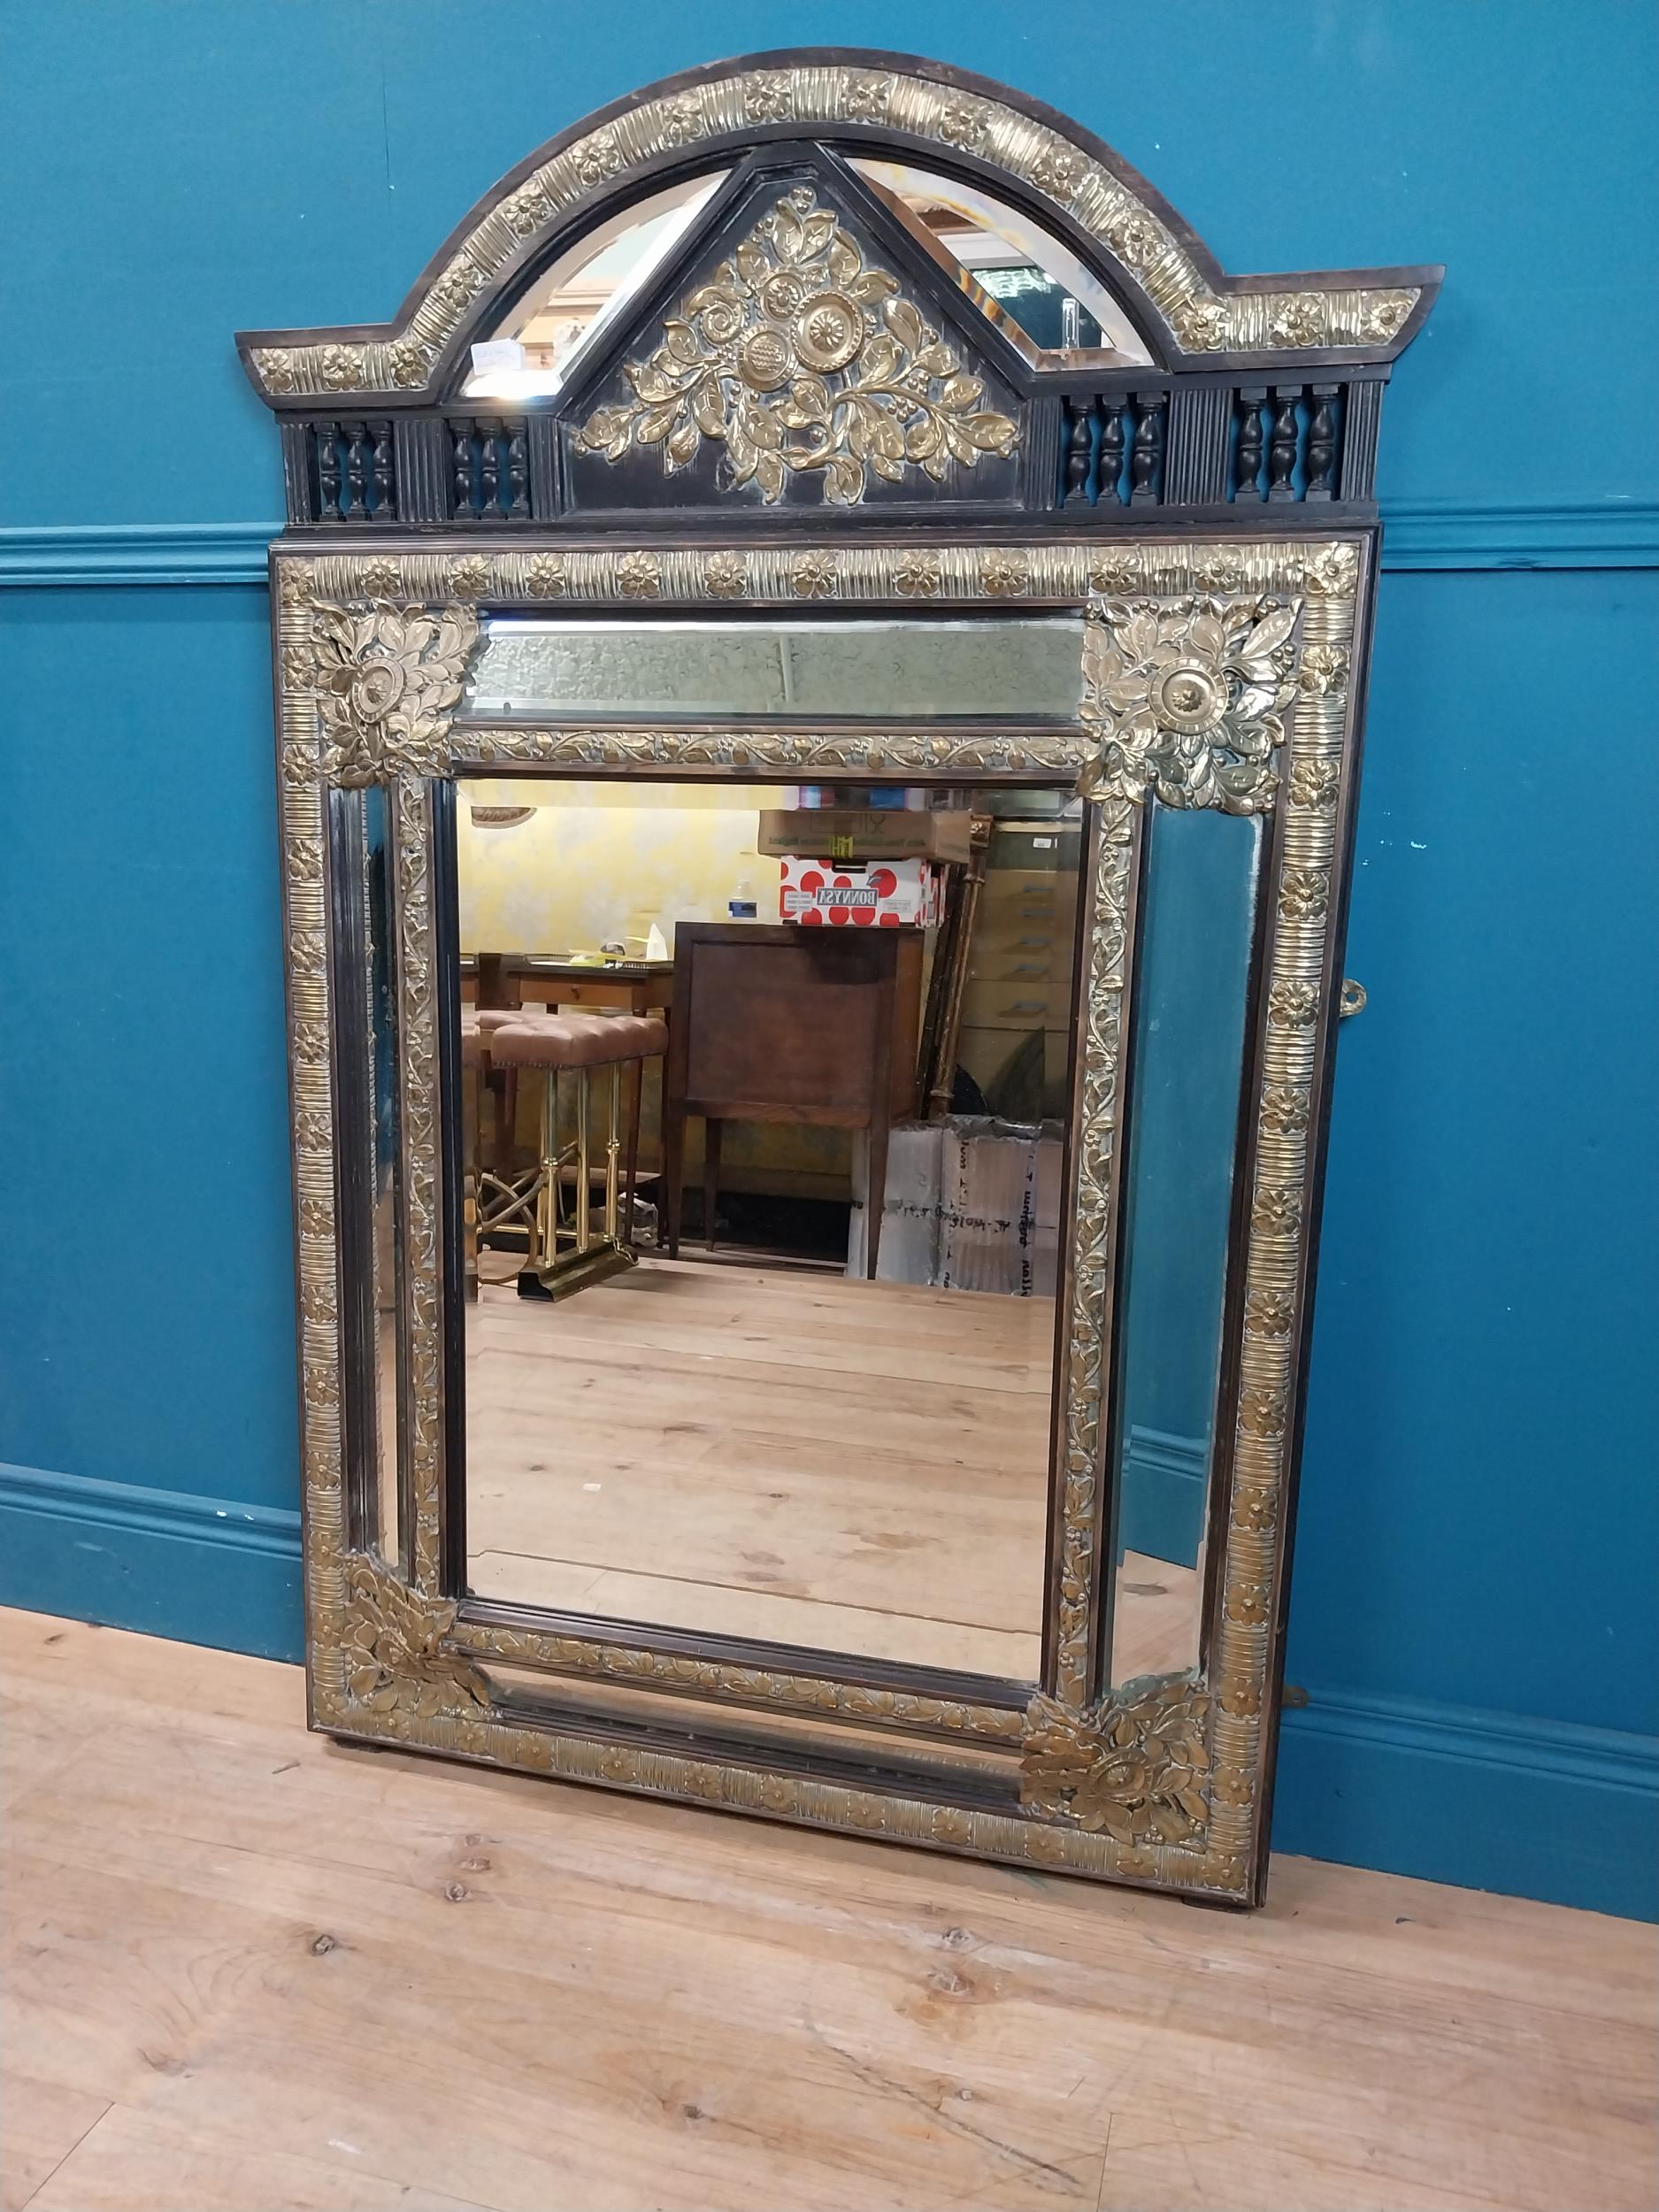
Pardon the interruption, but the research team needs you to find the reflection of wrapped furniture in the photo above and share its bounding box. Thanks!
[956,823,1080,1122]
[849,1117,1063,1297]
[663,923,922,1278]
[482,1010,666,1299]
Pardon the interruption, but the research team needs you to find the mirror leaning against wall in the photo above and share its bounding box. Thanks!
[244,48,1437,1905]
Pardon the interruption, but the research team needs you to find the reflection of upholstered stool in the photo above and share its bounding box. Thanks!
[469,1008,544,1284]
[474,1005,520,1173]
[487,1012,666,1299]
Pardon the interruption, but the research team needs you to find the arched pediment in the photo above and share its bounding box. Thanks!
[237,50,1440,408]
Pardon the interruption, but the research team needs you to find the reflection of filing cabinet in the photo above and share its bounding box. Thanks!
[662,924,923,1278]
[958,824,1081,1119]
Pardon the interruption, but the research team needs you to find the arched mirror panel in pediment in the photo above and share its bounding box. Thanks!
[462,153,1155,414]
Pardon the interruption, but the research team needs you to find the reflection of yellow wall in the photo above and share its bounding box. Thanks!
[457,779,788,956]
[459,780,848,1196]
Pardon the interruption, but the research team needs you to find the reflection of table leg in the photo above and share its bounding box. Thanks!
[864,1111,889,1281]
[623,1057,642,1243]
[703,1117,722,1252]
[662,1087,685,1258]
[462,1045,480,1302]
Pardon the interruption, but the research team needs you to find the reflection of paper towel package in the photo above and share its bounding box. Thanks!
[780,855,941,927]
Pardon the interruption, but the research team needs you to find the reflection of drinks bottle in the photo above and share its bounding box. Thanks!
[728,877,757,919]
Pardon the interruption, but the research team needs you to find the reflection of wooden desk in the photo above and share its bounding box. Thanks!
[464,954,674,1017]
[663,924,922,1278]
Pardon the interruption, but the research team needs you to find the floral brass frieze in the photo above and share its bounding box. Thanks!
[576,188,1018,504]
[450,1617,1026,1744]
[1051,795,1134,1706]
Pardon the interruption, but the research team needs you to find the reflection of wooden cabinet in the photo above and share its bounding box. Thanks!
[662,923,922,1277]
[959,825,1080,1119]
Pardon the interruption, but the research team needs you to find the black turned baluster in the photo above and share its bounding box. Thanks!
[451,422,475,518]
[1267,385,1302,502]
[504,419,530,518]
[1234,388,1266,501]
[316,420,342,520]
[368,419,396,520]
[1305,385,1340,502]
[342,420,369,519]
[1063,398,1094,506]
[1129,392,1165,505]
[1099,398,1127,507]
[478,418,501,515]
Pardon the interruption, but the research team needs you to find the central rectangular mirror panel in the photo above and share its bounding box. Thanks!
[455,772,1071,1678]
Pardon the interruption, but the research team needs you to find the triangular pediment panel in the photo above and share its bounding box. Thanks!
[559,157,1031,513]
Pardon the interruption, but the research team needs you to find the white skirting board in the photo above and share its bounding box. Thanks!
[848,1118,1063,1295]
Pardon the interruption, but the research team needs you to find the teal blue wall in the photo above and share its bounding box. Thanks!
[3,1,1655,1918]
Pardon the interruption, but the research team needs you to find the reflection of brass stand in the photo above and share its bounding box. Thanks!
[485,1013,664,1302]
[920,816,992,1120]
[528,1057,632,1299]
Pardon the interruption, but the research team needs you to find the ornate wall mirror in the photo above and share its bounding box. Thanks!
[243,50,1439,1905]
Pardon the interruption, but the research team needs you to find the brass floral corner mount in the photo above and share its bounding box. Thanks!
[344,1557,489,1721]
[285,600,480,788]
[1078,593,1307,812]
[1020,1676,1210,1847]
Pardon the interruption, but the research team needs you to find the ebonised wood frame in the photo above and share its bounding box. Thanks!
[250,51,1432,1904]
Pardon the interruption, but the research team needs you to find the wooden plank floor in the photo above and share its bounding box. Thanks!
[464,1257,1199,1680]
[3,1609,1653,2212]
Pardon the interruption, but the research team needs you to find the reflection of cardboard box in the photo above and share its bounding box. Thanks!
[780,855,941,927]
[759,810,972,863]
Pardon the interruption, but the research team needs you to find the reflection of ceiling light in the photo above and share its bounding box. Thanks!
[465,340,557,404]
[463,366,566,402]
[978,267,1055,299]
[471,805,534,828]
